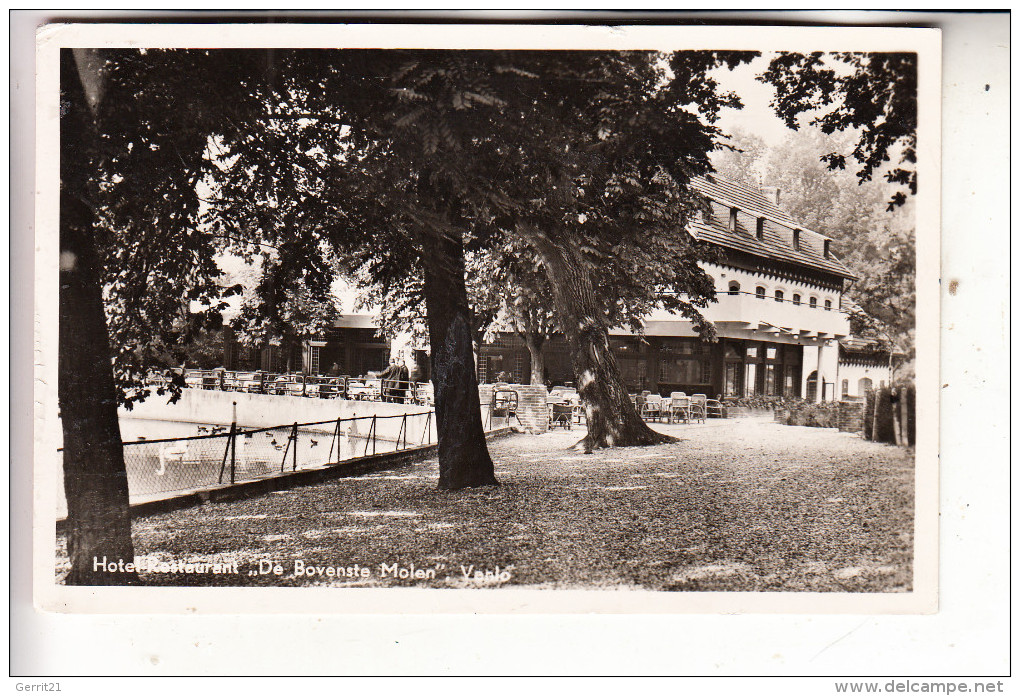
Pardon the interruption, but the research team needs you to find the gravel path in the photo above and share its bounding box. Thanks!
[56,418,914,591]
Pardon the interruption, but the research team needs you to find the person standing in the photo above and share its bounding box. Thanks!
[379,359,400,402]
[395,360,410,404]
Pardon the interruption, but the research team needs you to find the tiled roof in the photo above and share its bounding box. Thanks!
[689,174,858,281]
[332,314,379,329]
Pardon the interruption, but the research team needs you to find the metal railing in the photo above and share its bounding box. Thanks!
[114,410,435,500]
[149,370,434,406]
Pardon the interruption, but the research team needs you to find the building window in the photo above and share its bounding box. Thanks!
[806,370,819,401]
[775,289,784,303]
[477,356,489,383]
[809,296,818,309]
[824,298,832,311]
[842,379,849,397]
[728,281,741,295]
[724,362,741,397]
[659,357,711,386]
[755,286,766,299]
[792,293,801,306]
[793,228,801,250]
[729,207,738,232]
[756,218,765,240]
[824,239,832,258]
[744,363,757,397]
[784,370,798,397]
[514,353,525,384]
[309,346,321,375]
[858,377,873,393]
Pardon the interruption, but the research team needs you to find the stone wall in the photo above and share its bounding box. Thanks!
[837,398,865,434]
[478,383,549,433]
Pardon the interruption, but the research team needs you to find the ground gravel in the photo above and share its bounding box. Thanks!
[56,418,914,591]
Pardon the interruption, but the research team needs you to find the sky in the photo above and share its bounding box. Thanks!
[711,53,794,146]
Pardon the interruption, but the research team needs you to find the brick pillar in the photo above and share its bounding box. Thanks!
[837,399,865,433]
[479,383,549,433]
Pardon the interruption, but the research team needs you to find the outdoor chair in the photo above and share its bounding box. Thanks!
[415,383,435,406]
[704,397,724,418]
[689,394,709,424]
[641,394,663,422]
[488,389,521,430]
[668,392,692,424]
[550,402,573,430]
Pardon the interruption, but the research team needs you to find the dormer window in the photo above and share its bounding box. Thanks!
[729,207,739,233]
[792,228,801,250]
[823,239,831,258]
[756,218,765,241]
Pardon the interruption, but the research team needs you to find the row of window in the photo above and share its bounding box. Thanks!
[727,281,834,311]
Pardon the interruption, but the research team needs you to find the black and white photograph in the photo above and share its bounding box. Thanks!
[32,22,944,614]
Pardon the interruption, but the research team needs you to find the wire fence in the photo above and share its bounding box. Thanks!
[118,410,435,498]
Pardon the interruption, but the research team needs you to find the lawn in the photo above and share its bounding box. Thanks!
[56,418,914,591]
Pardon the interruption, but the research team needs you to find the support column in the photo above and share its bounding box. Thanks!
[815,341,824,403]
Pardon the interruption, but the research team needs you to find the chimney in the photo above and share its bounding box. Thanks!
[762,186,781,207]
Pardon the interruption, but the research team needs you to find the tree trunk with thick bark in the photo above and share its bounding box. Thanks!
[530,233,675,452]
[421,231,498,489]
[524,332,546,386]
[59,49,138,585]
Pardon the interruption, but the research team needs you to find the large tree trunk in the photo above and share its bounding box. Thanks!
[530,233,674,452]
[524,332,546,386]
[421,231,498,489]
[59,49,138,585]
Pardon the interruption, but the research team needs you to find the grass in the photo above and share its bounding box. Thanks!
[55,418,914,592]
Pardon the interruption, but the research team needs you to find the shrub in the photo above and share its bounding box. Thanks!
[863,390,876,440]
[777,399,840,428]
[872,387,896,444]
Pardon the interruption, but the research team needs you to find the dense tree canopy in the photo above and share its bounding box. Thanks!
[759,52,918,209]
[207,49,756,451]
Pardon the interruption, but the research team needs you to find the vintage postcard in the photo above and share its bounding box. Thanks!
[34,21,941,615]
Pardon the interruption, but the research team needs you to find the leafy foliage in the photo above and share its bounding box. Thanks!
[74,49,270,406]
[758,52,918,210]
